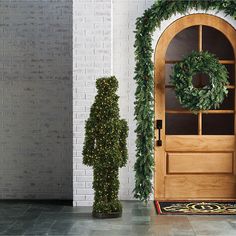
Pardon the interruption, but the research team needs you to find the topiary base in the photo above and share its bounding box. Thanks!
[92,211,122,219]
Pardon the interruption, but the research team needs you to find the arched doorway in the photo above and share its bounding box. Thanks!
[154,14,236,200]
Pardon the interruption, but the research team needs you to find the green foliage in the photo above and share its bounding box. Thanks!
[134,0,236,202]
[83,76,129,214]
[171,51,229,112]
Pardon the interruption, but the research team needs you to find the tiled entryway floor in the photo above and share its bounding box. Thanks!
[0,200,236,235]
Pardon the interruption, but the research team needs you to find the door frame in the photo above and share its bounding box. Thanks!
[154,14,236,200]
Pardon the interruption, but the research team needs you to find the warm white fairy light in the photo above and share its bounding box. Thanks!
[82,76,128,216]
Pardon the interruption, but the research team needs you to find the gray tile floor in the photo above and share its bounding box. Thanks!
[0,200,236,236]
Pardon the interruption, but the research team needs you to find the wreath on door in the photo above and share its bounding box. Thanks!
[170,51,229,112]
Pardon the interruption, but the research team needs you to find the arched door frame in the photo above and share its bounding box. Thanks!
[154,14,236,199]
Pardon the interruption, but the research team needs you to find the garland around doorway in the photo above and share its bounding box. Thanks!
[133,0,236,202]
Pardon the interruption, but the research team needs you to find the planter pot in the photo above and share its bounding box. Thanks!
[92,211,122,219]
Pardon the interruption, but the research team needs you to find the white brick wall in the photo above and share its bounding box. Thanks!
[73,0,112,206]
[73,0,236,206]
[73,0,156,206]
[113,0,156,201]
[0,0,72,199]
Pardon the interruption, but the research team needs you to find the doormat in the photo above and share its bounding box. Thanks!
[154,201,236,215]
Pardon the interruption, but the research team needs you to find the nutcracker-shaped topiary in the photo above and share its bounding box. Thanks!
[82,76,128,218]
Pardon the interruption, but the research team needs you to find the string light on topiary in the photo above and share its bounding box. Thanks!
[82,76,129,218]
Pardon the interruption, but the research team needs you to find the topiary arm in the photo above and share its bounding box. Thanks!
[119,119,129,168]
[82,119,96,166]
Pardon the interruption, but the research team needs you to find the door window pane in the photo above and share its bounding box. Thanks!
[165,64,174,85]
[166,114,198,135]
[225,64,235,85]
[166,26,198,61]
[202,26,234,60]
[165,88,184,110]
[218,90,234,110]
[202,114,234,135]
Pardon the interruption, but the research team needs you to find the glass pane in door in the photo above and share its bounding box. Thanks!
[202,26,234,59]
[165,88,184,110]
[218,90,235,110]
[166,26,198,61]
[225,64,235,85]
[165,64,174,85]
[166,114,198,135]
[202,114,234,135]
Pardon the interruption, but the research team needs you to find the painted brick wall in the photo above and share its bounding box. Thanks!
[73,0,156,206]
[0,0,72,199]
[113,0,156,201]
[73,0,236,206]
[73,0,112,206]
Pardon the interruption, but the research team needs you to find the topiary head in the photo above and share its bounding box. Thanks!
[96,76,118,94]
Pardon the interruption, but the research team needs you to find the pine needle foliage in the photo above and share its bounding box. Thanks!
[171,51,229,112]
[83,76,129,215]
[134,0,236,202]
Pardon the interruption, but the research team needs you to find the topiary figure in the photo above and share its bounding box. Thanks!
[82,76,128,218]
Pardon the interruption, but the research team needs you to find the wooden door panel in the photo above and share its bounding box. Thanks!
[167,152,234,174]
[166,136,235,152]
[165,175,236,199]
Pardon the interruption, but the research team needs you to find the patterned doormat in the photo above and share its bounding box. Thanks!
[154,201,236,215]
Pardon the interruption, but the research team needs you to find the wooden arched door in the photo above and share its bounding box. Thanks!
[154,14,236,200]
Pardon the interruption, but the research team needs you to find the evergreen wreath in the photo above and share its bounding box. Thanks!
[134,0,236,203]
[171,51,229,112]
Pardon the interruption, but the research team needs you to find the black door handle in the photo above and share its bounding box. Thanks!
[156,120,162,146]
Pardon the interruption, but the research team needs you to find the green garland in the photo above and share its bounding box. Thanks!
[134,0,236,202]
[171,51,229,112]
